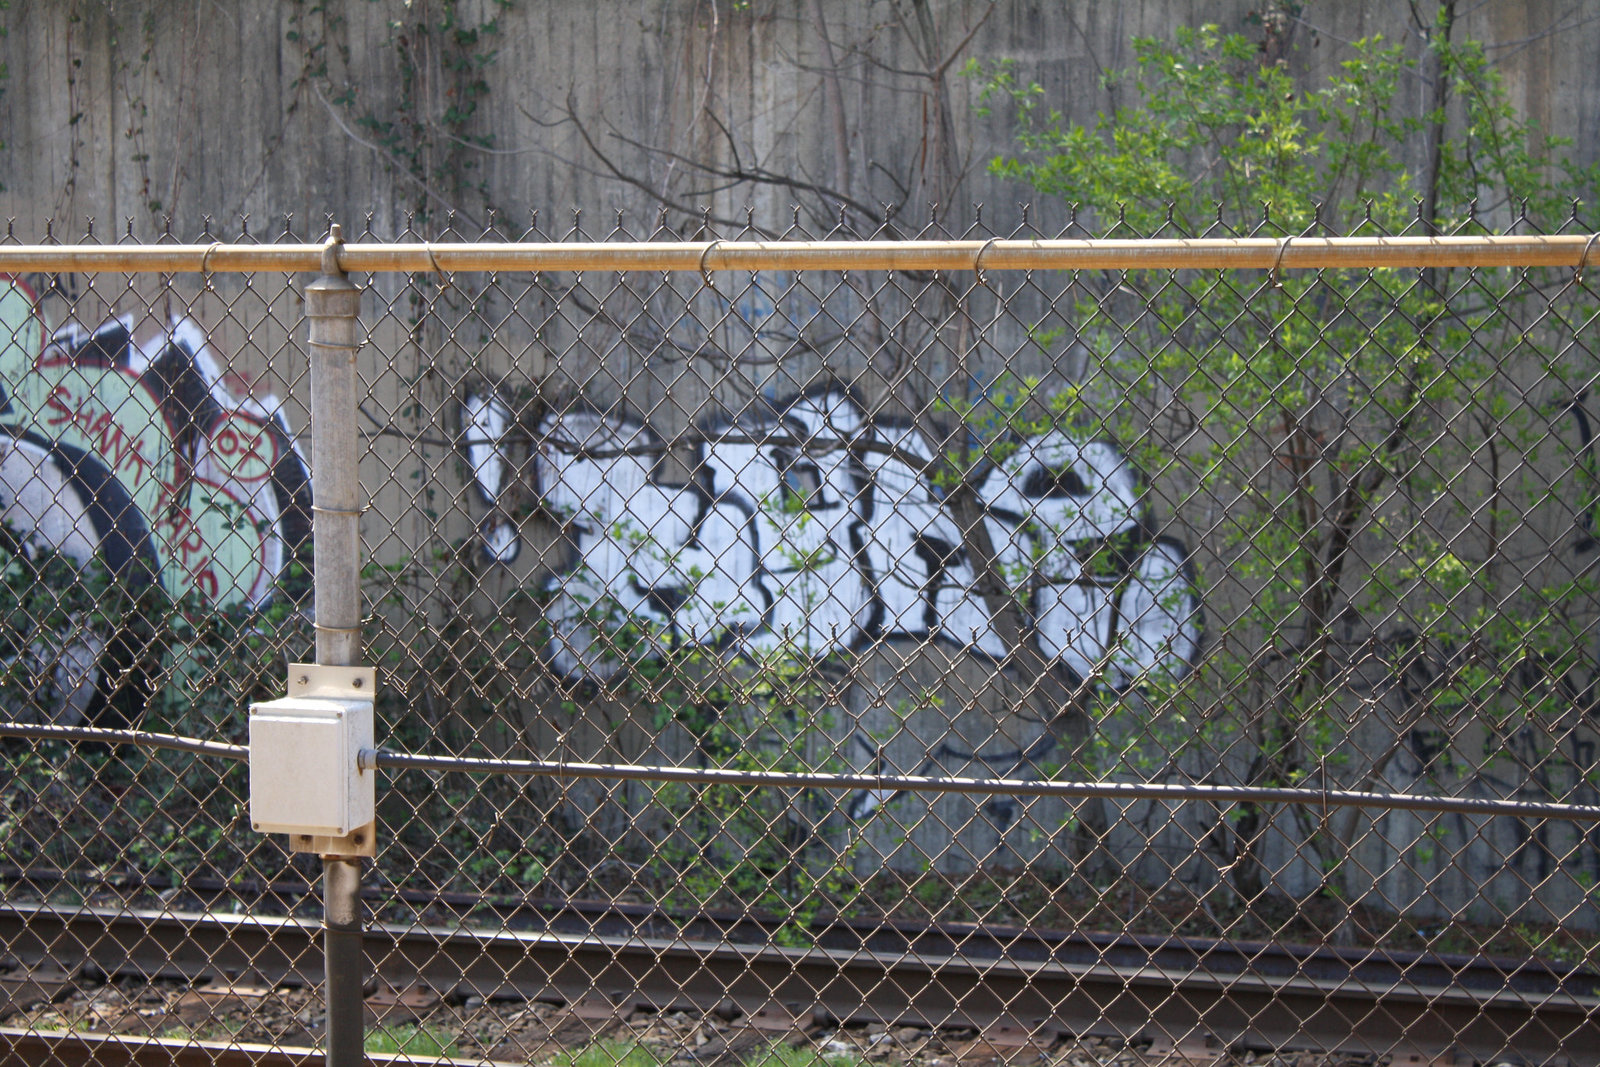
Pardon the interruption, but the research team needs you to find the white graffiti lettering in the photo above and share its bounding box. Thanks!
[465,385,1202,690]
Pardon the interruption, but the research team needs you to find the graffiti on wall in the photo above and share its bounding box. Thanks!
[1385,639,1600,910]
[1353,395,1600,912]
[463,384,1202,820]
[465,385,1200,684]
[0,276,312,722]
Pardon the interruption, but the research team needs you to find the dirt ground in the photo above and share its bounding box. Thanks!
[1,970,1382,1066]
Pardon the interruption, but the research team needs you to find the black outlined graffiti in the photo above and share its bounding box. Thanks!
[1374,387,1600,903]
[0,276,312,723]
[463,383,1202,823]
[464,390,519,564]
[465,385,1201,686]
[1390,640,1600,897]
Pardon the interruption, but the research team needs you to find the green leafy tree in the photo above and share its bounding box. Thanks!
[971,8,1600,936]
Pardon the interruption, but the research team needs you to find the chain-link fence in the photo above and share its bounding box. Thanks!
[2,211,1599,1066]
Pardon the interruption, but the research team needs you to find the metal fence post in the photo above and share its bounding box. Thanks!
[305,223,366,1066]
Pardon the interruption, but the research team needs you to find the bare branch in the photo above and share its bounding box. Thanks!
[307,80,484,230]
[560,91,758,232]
[931,1,999,79]
[530,428,947,480]
[1484,5,1600,59]
[601,129,890,225]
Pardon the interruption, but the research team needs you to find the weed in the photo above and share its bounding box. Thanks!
[365,1023,459,1057]
[549,1039,661,1067]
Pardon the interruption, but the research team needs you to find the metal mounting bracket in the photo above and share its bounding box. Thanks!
[283,662,377,859]
[289,662,376,700]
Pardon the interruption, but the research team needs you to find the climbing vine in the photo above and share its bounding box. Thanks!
[284,0,529,763]
[0,1,10,191]
[287,0,511,228]
[108,8,160,216]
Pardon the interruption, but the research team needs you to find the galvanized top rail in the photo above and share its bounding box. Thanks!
[0,234,1596,273]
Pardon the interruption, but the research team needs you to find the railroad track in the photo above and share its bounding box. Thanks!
[7,863,1592,999]
[0,1029,490,1066]
[2,898,1596,1065]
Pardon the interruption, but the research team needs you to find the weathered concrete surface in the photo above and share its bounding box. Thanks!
[2,1,1599,932]
[0,2,1595,238]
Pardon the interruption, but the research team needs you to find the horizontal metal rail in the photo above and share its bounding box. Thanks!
[0,722,247,761]
[367,748,1600,821]
[7,866,1587,1001]
[0,235,1595,273]
[1,902,1590,1063]
[9,720,1600,821]
[0,1030,512,1067]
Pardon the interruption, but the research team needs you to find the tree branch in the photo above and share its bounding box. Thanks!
[308,80,483,230]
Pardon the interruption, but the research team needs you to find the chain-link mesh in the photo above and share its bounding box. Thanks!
[2,211,1599,1066]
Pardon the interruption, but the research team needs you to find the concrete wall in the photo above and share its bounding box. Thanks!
[3,1,1600,930]
[2,2,1596,239]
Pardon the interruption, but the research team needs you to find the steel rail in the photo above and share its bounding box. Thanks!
[4,865,1587,1000]
[367,748,1600,822]
[0,235,1595,273]
[0,902,1591,1064]
[9,715,1600,821]
[0,722,247,761]
[0,1029,516,1066]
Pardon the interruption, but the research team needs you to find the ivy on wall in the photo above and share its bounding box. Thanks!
[0,1,10,192]
[287,0,512,229]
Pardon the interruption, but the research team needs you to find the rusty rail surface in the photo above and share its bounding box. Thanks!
[0,901,1591,1064]
[4,865,1591,1002]
[0,1029,521,1067]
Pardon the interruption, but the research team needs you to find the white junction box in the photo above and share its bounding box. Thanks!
[249,666,375,839]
